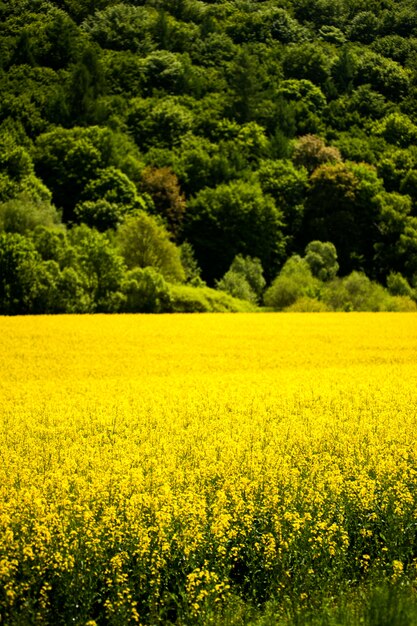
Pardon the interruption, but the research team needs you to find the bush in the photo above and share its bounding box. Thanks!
[0,194,61,234]
[284,296,331,312]
[321,271,392,311]
[264,255,319,310]
[116,211,185,283]
[216,254,266,304]
[168,284,256,313]
[121,267,170,313]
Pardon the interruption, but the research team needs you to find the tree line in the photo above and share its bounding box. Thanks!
[1,0,417,312]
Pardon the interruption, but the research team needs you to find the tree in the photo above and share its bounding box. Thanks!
[304,161,384,275]
[292,135,341,173]
[257,159,308,246]
[263,255,319,310]
[121,267,170,313]
[373,113,417,148]
[67,225,126,312]
[283,42,334,88]
[226,48,263,123]
[216,254,266,304]
[69,44,105,123]
[304,240,339,281]
[0,194,61,234]
[127,97,193,150]
[116,211,185,283]
[34,126,141,221]
[184,180,286,283]
[275,80,327,135]
[0,232,43,314]
[140,167,186,238]
[81,4,156,54]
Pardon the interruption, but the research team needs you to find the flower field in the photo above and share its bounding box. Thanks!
[1,313,417,625]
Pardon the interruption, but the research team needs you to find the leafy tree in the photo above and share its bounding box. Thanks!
[264,255,319,310]
[257,158,308,244]
[355,50,410,100]
[127,97,193,150]
[377,148,416,192]
[143,50,186,94]
[226,48,263,123]
[372,191,413,280]
[67,224,126,312]
[179,241,204,286]
[0,231,44,314]
[140,166,186,238]
[292,134,341,173]
[121,267,170,313]
[184,179,286,283]
[304,240,339,281]
[116,211,185,283]
[283,42,334,88]
[386,271,415,299]
[304,161,384,274]
[372,112,417,148]
[0,194,61,234]
[69,44,105,123]
[275,80,327,135]
[348,11,380,43]
[34,126,141,220]
[321,271,393,311]
[81,4,156,54]
[216,254,266,304]
[40,9,80,70]
[74,199,126,232]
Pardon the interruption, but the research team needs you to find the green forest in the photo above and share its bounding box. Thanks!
[2,0,417,313]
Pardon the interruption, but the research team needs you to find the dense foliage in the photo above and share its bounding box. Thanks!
[2,0,417,312]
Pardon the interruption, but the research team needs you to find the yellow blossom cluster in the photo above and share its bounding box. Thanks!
[0,312,416,624]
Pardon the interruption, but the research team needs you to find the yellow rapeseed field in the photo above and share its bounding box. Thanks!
[1,312,417,625]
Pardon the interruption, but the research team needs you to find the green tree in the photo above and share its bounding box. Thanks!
[0,232,42,314]
[81,4,156,54]
[216,254,266,304]
[373,112,417,148]
[34,126,140,221]
[304,161,384,275]
[184,179,286,283]
[283,42,334,88]
[0,194,61,234]
[257,159,308,246]
[121,267,170,313]
[127,97,193,150]
[304,240,339,281]
[67,225,126,312]
[226,48,263,123]
[264,255,319,310]
[116,211,185,283]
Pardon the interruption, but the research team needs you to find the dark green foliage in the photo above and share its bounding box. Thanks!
[2,0,417,314]
[185,180,286,284]
[304,240,339,281]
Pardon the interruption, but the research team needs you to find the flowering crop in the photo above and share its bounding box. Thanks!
[1,313,417,624]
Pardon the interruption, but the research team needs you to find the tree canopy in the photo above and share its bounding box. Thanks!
[1,0,417,312]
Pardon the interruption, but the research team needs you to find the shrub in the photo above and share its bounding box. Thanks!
[284,296,331,312]
[121,267,170,313]
[168,284,256,313]
[264,255,319,310]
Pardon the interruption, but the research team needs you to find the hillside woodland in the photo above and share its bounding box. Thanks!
[2,0,417,313]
